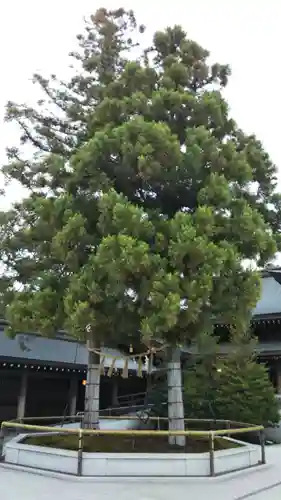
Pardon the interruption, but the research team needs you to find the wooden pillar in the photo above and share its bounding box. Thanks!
[69,377,78,416]
[17,371,28,420]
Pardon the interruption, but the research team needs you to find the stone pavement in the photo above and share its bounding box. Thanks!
[2,445,281,500]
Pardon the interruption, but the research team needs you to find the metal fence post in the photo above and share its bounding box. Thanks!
[260,430,266,465]
[0,424,5,459]
[209,431,215,477]
[77,428,84,476]
[226,420,231,437]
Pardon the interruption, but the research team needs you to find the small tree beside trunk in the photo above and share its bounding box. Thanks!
[183,350,279,427]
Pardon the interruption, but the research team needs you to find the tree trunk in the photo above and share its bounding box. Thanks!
[83,337,100,429]
[167,347,185,447]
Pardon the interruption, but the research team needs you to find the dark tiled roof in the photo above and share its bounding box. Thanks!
[0,329,146,370]
[253,273,281,316]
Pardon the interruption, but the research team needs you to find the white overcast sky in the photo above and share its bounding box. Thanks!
[0,0,280,211]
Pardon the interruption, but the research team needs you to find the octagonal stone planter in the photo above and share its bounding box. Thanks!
[3,433,262,477]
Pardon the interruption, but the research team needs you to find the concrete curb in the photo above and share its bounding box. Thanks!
[0,460,272,484]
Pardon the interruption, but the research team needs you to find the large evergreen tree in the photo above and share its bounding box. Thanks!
[1,7,281,441]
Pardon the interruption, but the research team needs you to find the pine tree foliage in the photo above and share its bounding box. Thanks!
[3,8,144,188]
[0,7,280,368]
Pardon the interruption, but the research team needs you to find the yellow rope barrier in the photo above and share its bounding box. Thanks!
[1,420,264,437]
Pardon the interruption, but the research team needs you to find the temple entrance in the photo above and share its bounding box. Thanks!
[0,372,21,421]
[25,375,70,417]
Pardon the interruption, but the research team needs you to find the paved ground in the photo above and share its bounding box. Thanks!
[2,446,281,500]
[253,485,281,499]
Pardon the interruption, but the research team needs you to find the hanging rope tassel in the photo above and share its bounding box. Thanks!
[86,344,166,378]
[137,356,143,378]
[100,356,105,376]
[122,358,129,379]
[107,358,116,377]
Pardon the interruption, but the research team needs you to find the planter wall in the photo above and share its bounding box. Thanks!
[4,434,261,477]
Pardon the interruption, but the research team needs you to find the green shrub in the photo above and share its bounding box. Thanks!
[184,356,279,426]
